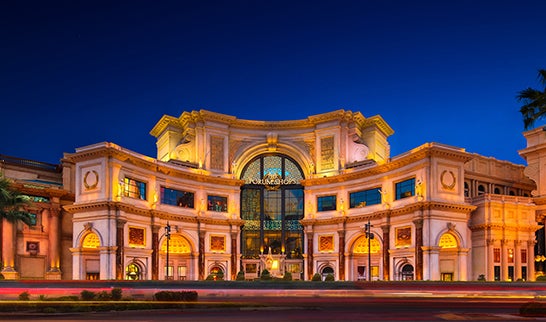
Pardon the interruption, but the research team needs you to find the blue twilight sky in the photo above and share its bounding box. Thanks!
[1,1,545,165]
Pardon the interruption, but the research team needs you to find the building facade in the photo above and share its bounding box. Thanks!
[0,155,74,280]
[55,110,539,282]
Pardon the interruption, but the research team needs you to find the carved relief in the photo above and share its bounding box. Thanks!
[395,226,411,247]
[440,170,456,190]
[319,235,334,252]
[210,136,224,170]
[128,227,145,246]
[320,136,335,170]
[83,170,99,190]
[210,235,226,252]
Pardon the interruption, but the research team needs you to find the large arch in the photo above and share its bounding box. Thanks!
[239,153,306,280]
[349,231,383,281]
[160,234,193,280]
[232,142,314,179]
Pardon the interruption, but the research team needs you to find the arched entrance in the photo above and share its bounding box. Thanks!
[81,232,100,280]
[240,154,305,279]
[352,234,381,281]
[401,264,414,280]
[321,266,334,280]
[125,261,143,280]
[160,234,192,280]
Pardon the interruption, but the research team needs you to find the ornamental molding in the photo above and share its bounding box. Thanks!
[302,143,471,186]
[63,144,244,187]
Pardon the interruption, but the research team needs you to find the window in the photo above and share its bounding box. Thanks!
[317,195,336,211]
[123,177,146,200]
[493,248,501,263]
[207,195,227,212]
[160,187,194,208]
[349,188,381,208]
[28,213,37,226]
[508,248,514,263]
[464,182,469,197]
[477,184,486,195]
[521,249,527,264]
[395,178,415,200]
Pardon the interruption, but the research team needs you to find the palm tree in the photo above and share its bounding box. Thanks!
[0,176,34,226]
[517,69,546,130]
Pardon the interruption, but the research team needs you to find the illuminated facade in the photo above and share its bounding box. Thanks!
[0,155,74,280]
[56,110,541,282]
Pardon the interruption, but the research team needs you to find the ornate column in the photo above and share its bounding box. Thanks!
[413,218,423,280]
[528,240,536,281]
[1,218,18,279]
[151,225,160,280]
[115,219,126,280]
[501,239,508,281]
[306,231,314,280]
[231,230,238,280]
[338,230,345,280]
[381,224,390,280]
[46,206,62,280]
[198,221,205,280]
[487,239,495,280]
[515,240,522,280]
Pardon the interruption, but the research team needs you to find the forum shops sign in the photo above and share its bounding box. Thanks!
[246,173,299,190]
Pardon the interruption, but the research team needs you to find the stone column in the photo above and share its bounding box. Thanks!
[115,219,126,280]
[528,240,536,281]
[338,230,345,280]
[427,246,440,281]
[231,231,238,280]
[46,206,62,279]
[306,232,314,280]
[413,218,423,280]
[458,248,469,281]
[515,240,522,280]
[99,246,118,280]
[1,218,18,279]
[486,239,494,280]
[501,239,508,281]
[381,224,390,280]
[198,224,205,280]
[151,225,160,280]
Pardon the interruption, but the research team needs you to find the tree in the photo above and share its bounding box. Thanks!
[0,176,34,225]
[517,69,546,130]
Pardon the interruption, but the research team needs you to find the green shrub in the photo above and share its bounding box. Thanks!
[283,272,292,281]
[477,274,486,281]
[536,275,546,282]
[18,291,30,301]
[260,269,272,280]
[311,273,322,281]
[97,291,111,301]
[236,271,245,281]
[80,290,96,301]
[111,287,123,300]
[205,274,215,280]
[153,291,198,302]
[325,273,335,281]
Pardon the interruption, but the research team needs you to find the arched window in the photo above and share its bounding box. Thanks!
[240,154,305,259]
[82,232,100,248]
[321,266,334,280]
[401,264,414,280]
[353,235,381,254]
[125,262,141,280]
[494,187,501,194]
[477,185,486,195]
[161,235,191,254]
[438,233,458,249]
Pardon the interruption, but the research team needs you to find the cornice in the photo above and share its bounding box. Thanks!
[149,115,183,138]
[65,201,243,226]
[63,143,244,187]
[300,201,476,227]
[302,143,471,186]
